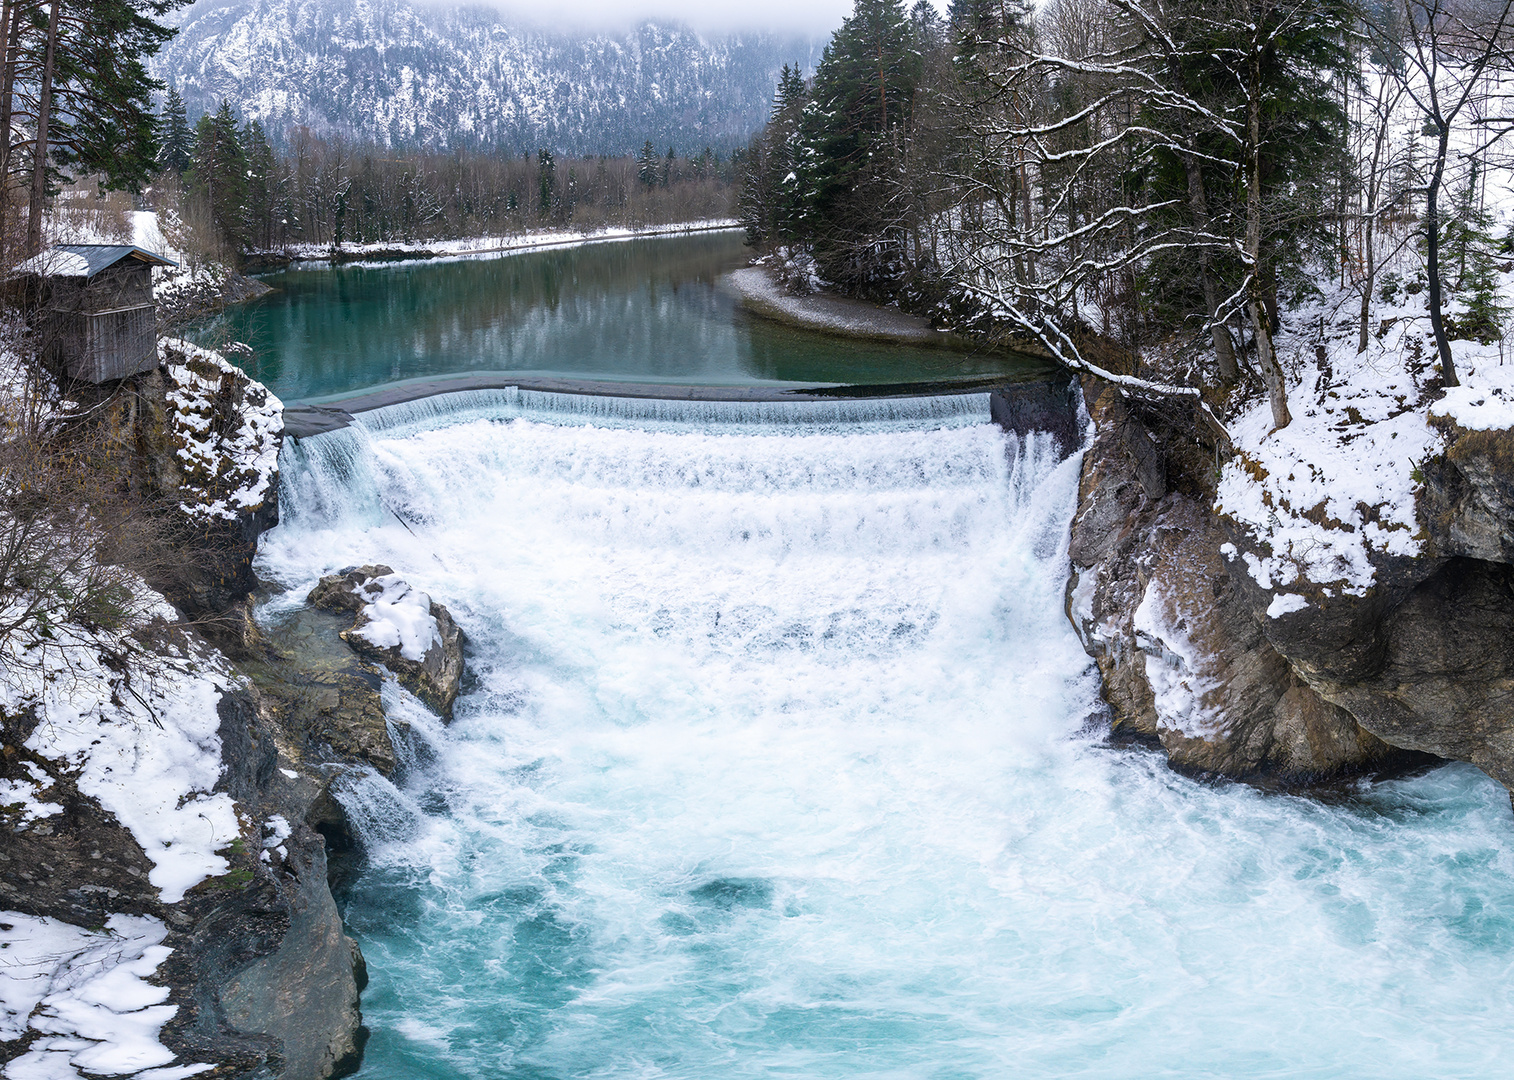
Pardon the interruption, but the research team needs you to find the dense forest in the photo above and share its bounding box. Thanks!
[740,0,1514,427]
[154,90,741,259]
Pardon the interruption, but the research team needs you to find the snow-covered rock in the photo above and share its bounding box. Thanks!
[1065,399,1394,781]
[1067,240,1514,793]
[1,633,240,905]
[160,339,282,528]
[306,565,466,718]
[118,339,286,619]
[0,616,368,1078]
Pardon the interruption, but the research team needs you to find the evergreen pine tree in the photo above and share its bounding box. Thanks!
[537,149,556,218]
[1442,162,1507,344]
[768,64,810,243]
[158,86,192,174]
[47,0,186,193]
[801,0,919,290]
[740,63,809,248]
[637,140,660,188]
[189,100,248,253]
[241,120,276,249]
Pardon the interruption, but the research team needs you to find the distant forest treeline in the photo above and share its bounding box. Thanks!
[155,91,741,259]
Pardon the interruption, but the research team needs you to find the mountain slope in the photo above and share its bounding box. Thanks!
[154,0,823,154]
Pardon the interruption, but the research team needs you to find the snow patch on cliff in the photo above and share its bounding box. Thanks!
[0,761,63,824]
[1,630,240,904]
[160,339,283,525]
[1216,307,1438,595]
[0,913,209,1079]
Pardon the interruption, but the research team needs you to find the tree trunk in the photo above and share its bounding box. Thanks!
[1183,152,1239,382]
[1357,98,1391,354]
[25,0,60,257]
[1246,50,1290,428]
[1357,207,1376,355]
[1425,121,1459,386]
[0,0,21,258]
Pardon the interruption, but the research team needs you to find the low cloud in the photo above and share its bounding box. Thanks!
[462,1,930,36]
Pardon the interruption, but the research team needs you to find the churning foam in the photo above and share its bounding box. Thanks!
[261,395,1514,1080]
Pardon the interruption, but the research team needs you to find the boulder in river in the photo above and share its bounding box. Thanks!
[307,566,466,719]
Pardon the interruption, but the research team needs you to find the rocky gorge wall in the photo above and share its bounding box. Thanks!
[1061,375,1514,796]
[0,349,467,1080]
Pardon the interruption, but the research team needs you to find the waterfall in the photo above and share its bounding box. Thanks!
[345,385,997,436]
[260,392,1514,1080]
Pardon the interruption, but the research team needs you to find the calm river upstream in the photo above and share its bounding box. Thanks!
[255,236,1514,1079]
[217,231,1043,401]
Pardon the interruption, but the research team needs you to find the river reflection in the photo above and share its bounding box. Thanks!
[203,231,1047,401]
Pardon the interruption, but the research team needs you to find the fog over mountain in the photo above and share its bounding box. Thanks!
[153,0,827,155]
[459,0,862,35]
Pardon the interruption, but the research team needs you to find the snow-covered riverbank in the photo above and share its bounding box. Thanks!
[280,217,740,267]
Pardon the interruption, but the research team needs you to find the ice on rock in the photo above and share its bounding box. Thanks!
[1132,579,1225,738]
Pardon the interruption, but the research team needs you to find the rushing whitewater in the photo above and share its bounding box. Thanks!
[260,393,1514,1079]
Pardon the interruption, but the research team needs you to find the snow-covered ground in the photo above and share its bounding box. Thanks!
[1216,266,1514,604]
[283,217,739,266]
[0,914,210,1080]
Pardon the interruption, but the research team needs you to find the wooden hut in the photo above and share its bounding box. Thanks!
[14,244,177,383]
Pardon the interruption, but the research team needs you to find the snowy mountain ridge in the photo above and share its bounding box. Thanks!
[153,0,824,154]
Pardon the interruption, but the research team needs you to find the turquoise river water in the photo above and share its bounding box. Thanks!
[211,231,1046,402]
[257,384,1514,1080]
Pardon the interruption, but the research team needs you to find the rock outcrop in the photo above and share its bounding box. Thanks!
[1067,380,1405,781]
[98,341,283,647]
[307,565,466,719]
[1,345,376,1080]
[1242,553,1514,790]
[243,604,398,777]
[0,682,365,1080]
[1070,376,1514,795]
[1422,418,1514,563]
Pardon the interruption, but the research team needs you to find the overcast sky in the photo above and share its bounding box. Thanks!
[481,0,948,36]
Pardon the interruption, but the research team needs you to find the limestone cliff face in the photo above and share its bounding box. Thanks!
[102,342,283,635]
[1423,418,1514,564]
[2,350,372,1079]
[1066,377,1514,794]
[1239,419,1514,791]
[1064,381,1402,781]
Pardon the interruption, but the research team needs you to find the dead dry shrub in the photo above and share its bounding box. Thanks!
[0,358,215,692]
